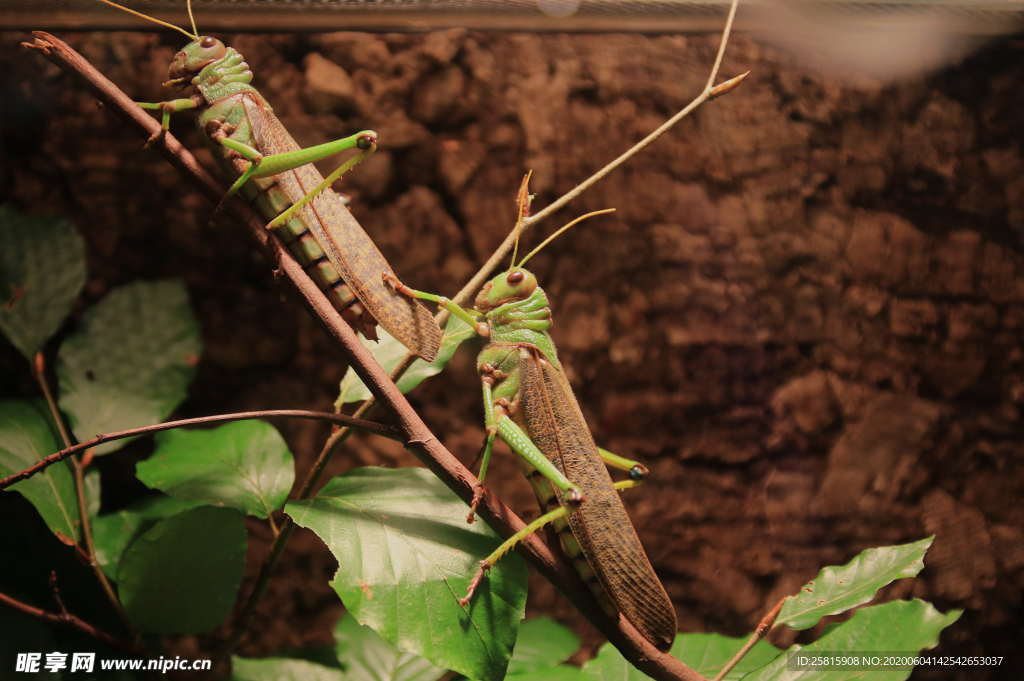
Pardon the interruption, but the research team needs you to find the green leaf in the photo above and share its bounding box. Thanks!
[507,617,580,675]
[118,505,246,633]
[136,421,294,518]
[508,667,588,681]
[231,657,344,681]
[92,495,205,580]
[337,316,474,405]
[742,599,962,681]
[777,537,934,630]
[334,613,445,681]
[0,206,86,359]
[581,639,648,681]
[286,467,527,681]
[57,279,201,455]
[0,400,79,542]
[671,633,782,680]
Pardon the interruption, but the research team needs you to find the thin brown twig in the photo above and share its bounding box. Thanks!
[523,0,745,230]
[30,353,131,635]
[713,598,785,681]
[19,24,749,680]
[0,589,137,653]
[0,409,401,492]
[48,571,67,615]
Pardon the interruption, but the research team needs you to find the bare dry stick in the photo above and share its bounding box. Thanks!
[0,409,401,492]
[524,0,744,230]
[23,32,705,681]
[30,352,132,636]
[713,598,785,681]
[0,589,138,652]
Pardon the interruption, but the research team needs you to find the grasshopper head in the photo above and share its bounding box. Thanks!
[474,268,538,312]
[167,36,228,86]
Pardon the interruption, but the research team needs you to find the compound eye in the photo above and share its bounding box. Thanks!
[196,37,227,60]
[506,270,525,285]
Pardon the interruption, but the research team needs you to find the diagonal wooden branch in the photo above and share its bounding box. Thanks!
[23,32,706,681]
[233,0,744,644]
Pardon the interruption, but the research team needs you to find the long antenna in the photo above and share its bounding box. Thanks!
[186,0,199,39]
[95,0,198,40]
[517,208,616,267]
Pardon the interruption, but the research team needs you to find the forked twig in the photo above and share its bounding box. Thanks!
[0,589,138,653]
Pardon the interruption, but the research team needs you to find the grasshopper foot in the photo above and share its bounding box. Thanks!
[382,271,414,297]
[143,127,166,149]
[629,464,649,481]
[564,488,584,505]
[466,483,485,524]
[459,560,491,607]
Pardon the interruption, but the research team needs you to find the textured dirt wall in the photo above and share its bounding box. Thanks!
[1,26,1021,680]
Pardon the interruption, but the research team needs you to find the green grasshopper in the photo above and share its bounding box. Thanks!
[95,0,442,360]
[386,186,678,651]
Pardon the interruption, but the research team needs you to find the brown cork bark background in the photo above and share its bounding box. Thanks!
[1,26,1021,680]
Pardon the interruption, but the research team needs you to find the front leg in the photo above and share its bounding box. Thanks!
[137,95,201,145]
[383,273,487,336]
[465,373,501,524]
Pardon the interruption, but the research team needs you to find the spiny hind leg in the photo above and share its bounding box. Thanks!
[461,503,567,606]
[261,131,378,231]
[460,478,637,607]
[207,126,378,226]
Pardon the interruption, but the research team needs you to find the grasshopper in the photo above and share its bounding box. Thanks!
[386,188,678,651]
[95,0,442,360]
